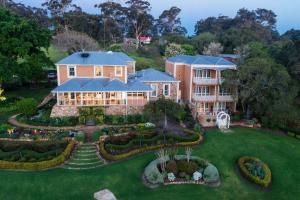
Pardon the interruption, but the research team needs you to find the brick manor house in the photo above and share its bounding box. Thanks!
[51,51,237,125]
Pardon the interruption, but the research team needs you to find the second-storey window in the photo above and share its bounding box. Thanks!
[195,86,210,96]
[163,84,170,96]
[150,84,158,97]
[195,69,211,78]
[68,66,76,77]
[115,66,122,77]
[95,66,103,77]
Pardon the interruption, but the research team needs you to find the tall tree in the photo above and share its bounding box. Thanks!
[223,42,299,127]
[42,0,79,31]
[156,6,186,36]
[125,0,154,49]
[95,1,127,47]
[0,7,52,85]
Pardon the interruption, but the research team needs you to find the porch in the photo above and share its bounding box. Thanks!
[55,92,149,107]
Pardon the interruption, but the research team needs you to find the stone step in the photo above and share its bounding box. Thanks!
[64,164,104,170]
[77,149,97,153]
[72,157,99,161]
[67,160,102,166]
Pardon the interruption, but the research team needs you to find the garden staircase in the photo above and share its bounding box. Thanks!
[63,143,104,170]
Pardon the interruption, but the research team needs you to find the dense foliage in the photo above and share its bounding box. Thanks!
[16,98,38,117]
[0,7,52,85]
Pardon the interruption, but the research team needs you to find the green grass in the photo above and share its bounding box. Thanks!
[45,44,68,65]
[0,128,299,200]
[0,87,52,124]
[128,53,164,71]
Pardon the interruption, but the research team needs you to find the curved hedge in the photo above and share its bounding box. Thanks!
[237,156,272,188]
[105,132,200,151]
[0,140,76,170]
[99,133,203,161]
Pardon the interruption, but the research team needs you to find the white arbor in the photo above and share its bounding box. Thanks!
[216,111,230,130]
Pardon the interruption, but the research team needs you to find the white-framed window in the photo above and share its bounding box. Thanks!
[197,102,209,113]
[163,84,170,96]
[195,69,211,78]
[195,86,210,96]
[68,66,76,77]
[219,87,231,96]
[218,102,227,111]
[95,66,103,77]
[150,84,158,97]
[115,66,122,77]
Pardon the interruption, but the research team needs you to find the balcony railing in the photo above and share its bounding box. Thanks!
[193,77,218,85]
[193,94,217,101]
[218,95,235,102]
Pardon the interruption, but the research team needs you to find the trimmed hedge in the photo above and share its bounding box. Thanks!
[99,133,203,161]
[237,156,272,188]
[0,140,76,170]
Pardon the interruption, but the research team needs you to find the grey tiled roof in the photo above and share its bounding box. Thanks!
[129,68,179,82]
[52,78,152,92]
[56,51,134,66]
[167,55,235,66]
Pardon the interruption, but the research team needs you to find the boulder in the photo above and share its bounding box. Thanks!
[94,189,117,200]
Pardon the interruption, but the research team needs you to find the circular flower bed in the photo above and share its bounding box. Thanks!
[237,156,272,188]
[143,155,220,187]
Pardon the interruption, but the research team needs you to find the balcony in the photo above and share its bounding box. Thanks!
[193,94,217,102]
[193,77,218,85]
[218,95,235,102]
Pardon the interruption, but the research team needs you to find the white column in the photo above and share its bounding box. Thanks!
[81,92,83,106]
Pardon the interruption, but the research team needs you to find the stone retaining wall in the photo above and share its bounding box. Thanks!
[50,105,143,117]
[50,105,79,117]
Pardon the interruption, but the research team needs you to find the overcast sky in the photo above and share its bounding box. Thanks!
[15,0,300,35]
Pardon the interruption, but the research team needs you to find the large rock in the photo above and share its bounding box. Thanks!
[94,189,117,200]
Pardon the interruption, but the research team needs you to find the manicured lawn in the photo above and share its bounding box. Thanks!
[0,128,299,200]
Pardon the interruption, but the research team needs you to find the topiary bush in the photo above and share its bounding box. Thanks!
[165,160,178,174]
[203,164,220,183]
[177,160,199,175]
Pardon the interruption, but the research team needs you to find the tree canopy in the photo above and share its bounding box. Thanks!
[0,7,52,84]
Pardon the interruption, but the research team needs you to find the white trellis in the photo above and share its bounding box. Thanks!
[216,111,231,130]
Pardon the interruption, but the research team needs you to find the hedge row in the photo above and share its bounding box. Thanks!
[105,132,200,151]
[99,133,203,161]
[237,156,272,188]
[0,140,76,170]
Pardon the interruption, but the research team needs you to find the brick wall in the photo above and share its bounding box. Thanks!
[143,82,179,102]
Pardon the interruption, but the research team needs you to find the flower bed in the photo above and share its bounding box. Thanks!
[0,140,76,170]
[99,129,203,161]
[143,155,220,187]
[237,156,272,188]
[0,126,71,140]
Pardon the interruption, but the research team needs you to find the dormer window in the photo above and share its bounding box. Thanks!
[95,66,103,77]
[68,66,76,77]
[115,66,122,77]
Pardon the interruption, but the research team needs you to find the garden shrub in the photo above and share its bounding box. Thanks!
[16,98,38,117]
[0,124,13,134]
[203,164,219,183]
[177,160,199,175]
[0,141,76,170]
[144,158,165,184]
[237,156,272,188]
[75,131,85,142]
[166,160,178,174]
[287,132,295,137]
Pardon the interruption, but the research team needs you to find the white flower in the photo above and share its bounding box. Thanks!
[167,173,176,181]
[193,171,202,181]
